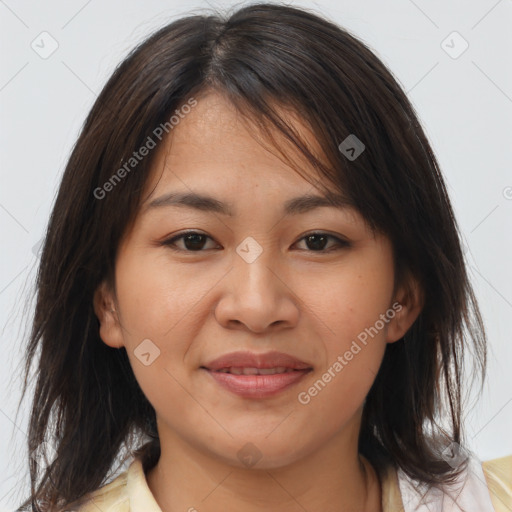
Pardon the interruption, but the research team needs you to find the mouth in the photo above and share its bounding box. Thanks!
[201,367,312,398]
[208,366,305,375]
[200,351,313,398]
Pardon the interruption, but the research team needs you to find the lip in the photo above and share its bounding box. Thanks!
[204,369,311,398]
[201,351,313,399]
[203,350,312,371]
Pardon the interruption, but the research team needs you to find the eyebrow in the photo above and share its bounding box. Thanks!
[142,191,352,216]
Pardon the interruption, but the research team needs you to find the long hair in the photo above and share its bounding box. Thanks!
[17,3,486,510]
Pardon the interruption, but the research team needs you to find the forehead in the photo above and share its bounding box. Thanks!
[143,90,331,196]
[171,90,322,150]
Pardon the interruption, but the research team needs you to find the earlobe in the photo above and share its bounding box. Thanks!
[93,280,124,349]
[385,275,424,344]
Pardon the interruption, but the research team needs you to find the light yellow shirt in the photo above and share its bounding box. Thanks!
[69,454,512,512]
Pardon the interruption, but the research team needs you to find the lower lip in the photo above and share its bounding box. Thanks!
[203,369,311,398]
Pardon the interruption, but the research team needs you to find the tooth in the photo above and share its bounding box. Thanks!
[259,367,285,375]
[215,366,298,375]
[257,368,277,375]
[242,367,259,375]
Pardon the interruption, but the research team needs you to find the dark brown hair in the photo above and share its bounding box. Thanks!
[16,2,486,510]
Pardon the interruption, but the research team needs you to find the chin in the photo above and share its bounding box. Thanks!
[205,436,313,471]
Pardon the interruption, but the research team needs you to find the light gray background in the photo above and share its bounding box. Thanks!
[1,0,511,510]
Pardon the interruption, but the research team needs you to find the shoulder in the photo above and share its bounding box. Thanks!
[390,454,512,512]
[63,465,130,512]
[482,454,512,512]
[62,457,162,512]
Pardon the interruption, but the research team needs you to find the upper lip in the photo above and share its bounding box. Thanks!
[202,351,312,371]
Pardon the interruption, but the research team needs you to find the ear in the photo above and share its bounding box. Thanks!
[93,280,124,348]
[385,272,424,344]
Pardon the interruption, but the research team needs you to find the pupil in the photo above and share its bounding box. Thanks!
[185,234,205,250]
[182,234,328,251]
[307,234,327,251]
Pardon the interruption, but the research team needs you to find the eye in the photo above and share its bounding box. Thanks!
[294,232,351,252]
[161,231,219,252]
[160,230,350,253]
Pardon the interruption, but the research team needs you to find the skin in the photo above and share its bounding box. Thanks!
[94,90,422,512]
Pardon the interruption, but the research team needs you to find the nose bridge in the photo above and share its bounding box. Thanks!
[233,235,278,301]
[214,234,298,332]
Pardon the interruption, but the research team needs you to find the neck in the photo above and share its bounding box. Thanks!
[146,431,381,512]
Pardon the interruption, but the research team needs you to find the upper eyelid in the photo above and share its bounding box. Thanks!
[162,230,349,249]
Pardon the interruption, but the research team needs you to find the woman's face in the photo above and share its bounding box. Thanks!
[95,90,421,469]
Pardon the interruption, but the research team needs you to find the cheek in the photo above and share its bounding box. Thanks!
[302,255,395,348]
[113,251,202,392]
[295,253,394,409]
[114,248,210,339]
[296,319,387,431]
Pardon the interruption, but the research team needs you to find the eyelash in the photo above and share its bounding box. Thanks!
[160,230,351,253]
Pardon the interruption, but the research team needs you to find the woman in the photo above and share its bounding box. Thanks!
[17,3,511,511]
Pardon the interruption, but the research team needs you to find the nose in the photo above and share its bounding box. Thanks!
[213,241,300,333]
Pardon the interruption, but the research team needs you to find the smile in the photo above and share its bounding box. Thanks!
[202,367,312,398]
[213,366,298,375]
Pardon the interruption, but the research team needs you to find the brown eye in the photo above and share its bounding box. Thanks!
[162,231,219,251]
[295,233,351,252]
[160,231,350,253]
[304,234,330,251]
